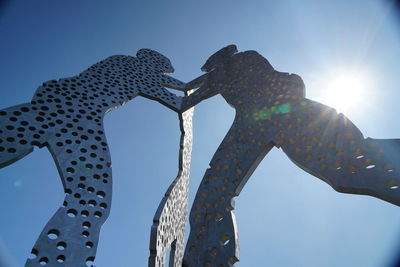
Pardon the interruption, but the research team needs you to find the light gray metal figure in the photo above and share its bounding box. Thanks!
[180,45,400,266]
[148,97,193,267]
[0,49,190,267]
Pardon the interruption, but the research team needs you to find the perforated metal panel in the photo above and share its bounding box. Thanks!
[0,49,187,267]
[149,95,193,267]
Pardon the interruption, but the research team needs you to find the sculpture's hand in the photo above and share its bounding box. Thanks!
[161,75,187,92]
[175,95,184,111]
[186,73,208,90]
[160,89,183,113]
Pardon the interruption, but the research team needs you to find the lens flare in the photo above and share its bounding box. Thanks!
[13,180,22,187]
[311,69,371,116]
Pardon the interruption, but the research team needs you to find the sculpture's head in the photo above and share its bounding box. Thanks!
[201,44,238,72]
[136,48,174,73]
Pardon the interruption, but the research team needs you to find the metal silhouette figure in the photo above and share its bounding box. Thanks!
[0,49,192,267]
[180,44,400,266]
[149,103,193,267]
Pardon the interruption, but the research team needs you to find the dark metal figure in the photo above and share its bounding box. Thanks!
[181,45,400,266]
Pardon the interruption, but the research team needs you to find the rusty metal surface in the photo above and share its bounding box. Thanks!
[181,45,400,266]
[0,49,187,267]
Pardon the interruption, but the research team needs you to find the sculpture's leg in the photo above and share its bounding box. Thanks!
[0,103,38,169]
[25,124,112,267]
[279,100,400,206]
[149,108,194,267]
[183,118,275,267]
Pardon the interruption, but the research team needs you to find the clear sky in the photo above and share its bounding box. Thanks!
[1,0,400,266]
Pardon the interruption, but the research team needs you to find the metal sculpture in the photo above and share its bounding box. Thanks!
[149,100,193,267]
[0,49,191,267]
[180,44,400,266]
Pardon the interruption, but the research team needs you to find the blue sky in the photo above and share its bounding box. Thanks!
[1,0,400,266]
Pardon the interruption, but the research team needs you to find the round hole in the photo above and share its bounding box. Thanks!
[86,256,95,266]
[39,257,48,265]
[88,200,97,207]
[82,221,91,229]
[57,242,67,250]
[56,255,65,263]
[219,234,230,246]
[47,229,60,240]
[87,187,95,193]
[67,209,77,218]
[210,247,218,256]
[82,231,90,238]
[96,191,105,199]
[85,241,94,248]
[64,188,72,195]
[29,248,39,259]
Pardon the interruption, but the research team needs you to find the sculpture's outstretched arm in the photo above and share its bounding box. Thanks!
[278,99,400,206]
[180,73,218,112]
[161,75,187,91]
[139,84,183,112]
[185,73,208,89]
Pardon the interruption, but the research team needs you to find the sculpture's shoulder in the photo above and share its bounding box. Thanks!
[271,71,303,83]
[98,54,137,65]
[288,73,305,87]
[269,71,305,98]
[288,73,306,97]
[83,55,139,74]
[232,50,262,63]
[232,50,275,73]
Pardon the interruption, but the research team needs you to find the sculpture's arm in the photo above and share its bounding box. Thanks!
[180,74,219,112]
[139,84,183,112]
[161,75,187,91]
[186,73,208,89]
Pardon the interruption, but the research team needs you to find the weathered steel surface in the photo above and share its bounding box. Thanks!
[148,93,193,267]
[0,49,187,267]
[181,45,400,266]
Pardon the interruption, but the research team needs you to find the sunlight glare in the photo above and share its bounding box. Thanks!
[314,70,370,115]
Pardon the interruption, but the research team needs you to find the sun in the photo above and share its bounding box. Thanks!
[311,69,370,115]
[324,74,365,113]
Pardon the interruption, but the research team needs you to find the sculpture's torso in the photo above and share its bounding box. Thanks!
[32,55,180,116]
[202,51,306,114]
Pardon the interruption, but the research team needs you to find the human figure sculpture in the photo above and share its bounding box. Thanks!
[148,105,193,267]
[180,45,400,266]
[147,87,194,267]
[0,49,189,266]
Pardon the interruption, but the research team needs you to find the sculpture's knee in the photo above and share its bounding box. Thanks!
[184,209,239,266]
